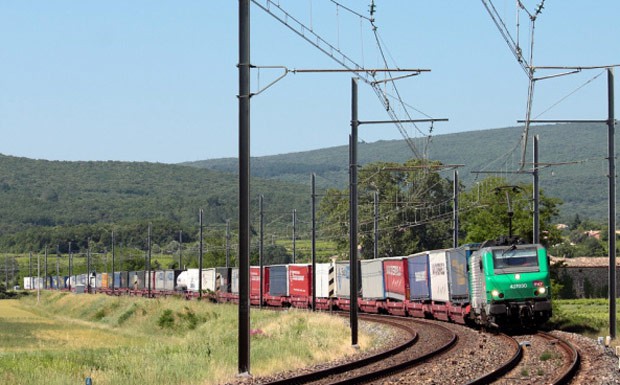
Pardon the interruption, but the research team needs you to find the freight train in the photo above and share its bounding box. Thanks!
[23,238,552,329]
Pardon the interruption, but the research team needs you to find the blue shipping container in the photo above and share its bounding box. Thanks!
[113,272,121,289]
[408,253,431,300]
[268,265,288,296]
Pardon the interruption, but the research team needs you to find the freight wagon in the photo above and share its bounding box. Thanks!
[24,239,551,329]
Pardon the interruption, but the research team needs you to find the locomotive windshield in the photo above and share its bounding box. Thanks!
[492,247,539,273]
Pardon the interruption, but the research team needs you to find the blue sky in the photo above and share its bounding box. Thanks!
[0,1,618,163]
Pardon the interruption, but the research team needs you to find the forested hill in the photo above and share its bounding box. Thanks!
[0,155,309,250]
[0,123,609,252]
[185,123,611,222]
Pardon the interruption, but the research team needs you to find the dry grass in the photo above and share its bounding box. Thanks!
[0,292,384,385]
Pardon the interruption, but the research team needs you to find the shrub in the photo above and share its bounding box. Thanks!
[158,309,175,329]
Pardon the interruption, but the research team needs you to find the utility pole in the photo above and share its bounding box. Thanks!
[56,245,60,290]
[311,173,317,311]
[518,66,616,338]
[37,252,40,303]
[238,0,251,375]
[147,224,152,297]
[350,78,359,348]
[292,209,297,263]
[226,220,231,268]
[453,170,459,248]
[178,230,183,270]
[87,240,91,293]
[533,136,540,244]
[607,68,616,340]
[29,252,32,291]
[348,78,446,346]
[259,196,264,308]
[373,191,379,259]
[68,242,72,291]
[111,230,115,293]
[199,209,203,300]
[44,245,48,290]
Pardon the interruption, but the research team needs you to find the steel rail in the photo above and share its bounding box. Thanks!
[325,318,458,385]
[536,331,581,385]
[262,314,419,385]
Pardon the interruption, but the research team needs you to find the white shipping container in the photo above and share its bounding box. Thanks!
[231,268,239,294]
[335,261,351,298]
[177,269,200,291]
[429,248,468,303]
[314,263,333,298]
[361,259,386,299]
[154,271,165,291]
[201,268,218,292]
[429,250,450,302]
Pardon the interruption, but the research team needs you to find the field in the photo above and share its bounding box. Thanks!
[551,298,620,347]
[0,292,380,385]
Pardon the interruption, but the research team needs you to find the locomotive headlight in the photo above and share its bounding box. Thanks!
[491,289,500,297]
[538,287,546,295]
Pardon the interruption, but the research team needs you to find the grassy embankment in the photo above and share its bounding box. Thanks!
[0,292,379,385]
[550,298,620,346]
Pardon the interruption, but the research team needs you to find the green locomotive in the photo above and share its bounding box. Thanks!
[468,238,552,328]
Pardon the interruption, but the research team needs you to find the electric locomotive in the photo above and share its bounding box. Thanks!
[468,237,552,328]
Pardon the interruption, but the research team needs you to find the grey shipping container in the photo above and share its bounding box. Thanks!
[231,268,239,294]
[95,273,103,289]
[164,270,183,291]
[216,267,231,293]
[155,271,166,291]
[119,271,129,289]
[408,252,431,300]
[360,259,386,299]
[335,260,361,298]
[428,248,469,303]
[129,271,145,290]
[268,265,289,296]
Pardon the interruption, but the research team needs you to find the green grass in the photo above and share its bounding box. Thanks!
[0,292,379,385]
[548,298,619,345]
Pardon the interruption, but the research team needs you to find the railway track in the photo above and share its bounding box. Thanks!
[535,331,580,385]
[368,321,520,385]
[95,288,584,384]
[487,330,580,385]
[259,315,456,385]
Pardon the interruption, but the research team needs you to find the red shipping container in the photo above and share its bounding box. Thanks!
[383,258,409,301]
[288,264,312,296]
[250,266,269,296]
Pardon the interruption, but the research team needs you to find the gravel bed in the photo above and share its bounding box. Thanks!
[491,333,567,385]
[550,330,620,385]
[222,319,620,385]
[378,321,515,384]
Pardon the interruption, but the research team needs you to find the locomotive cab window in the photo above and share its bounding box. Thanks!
[492,247,539,274]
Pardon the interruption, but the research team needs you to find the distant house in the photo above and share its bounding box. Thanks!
[555,224,569,230]
[584,230,602,240]
[551,256,619,298]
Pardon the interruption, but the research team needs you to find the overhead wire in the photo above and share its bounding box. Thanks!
[251,0,433,160]
[534,70,606,119]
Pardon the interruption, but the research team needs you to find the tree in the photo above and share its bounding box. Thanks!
[318,159,454,258]
[459,177,562,246]
[250,244,291,265]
